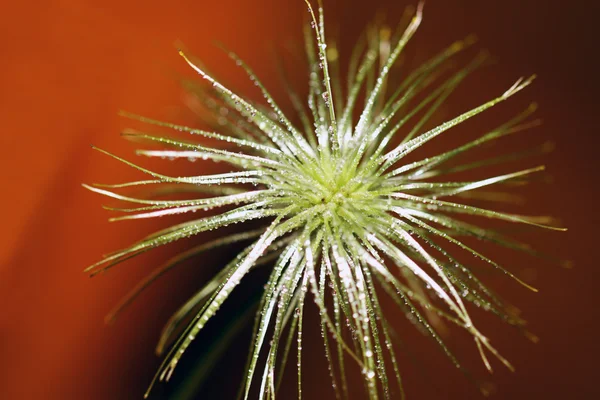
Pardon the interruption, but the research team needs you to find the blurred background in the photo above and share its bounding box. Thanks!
[0,0,598,398]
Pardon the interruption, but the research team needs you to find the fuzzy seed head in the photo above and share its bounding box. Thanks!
[85,2,566,399]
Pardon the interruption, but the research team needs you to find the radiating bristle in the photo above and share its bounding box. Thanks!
[85,1,565,399]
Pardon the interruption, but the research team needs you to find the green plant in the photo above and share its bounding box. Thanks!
[85,1,565,398]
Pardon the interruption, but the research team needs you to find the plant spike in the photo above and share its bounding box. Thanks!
[85,1,566,399]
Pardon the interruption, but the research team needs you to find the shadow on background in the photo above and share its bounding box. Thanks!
[0,0,598,399]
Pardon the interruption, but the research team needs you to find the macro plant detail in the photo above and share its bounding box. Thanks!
[84,1,566,399]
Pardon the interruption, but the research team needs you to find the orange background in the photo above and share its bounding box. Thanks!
[1,0,598,399]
